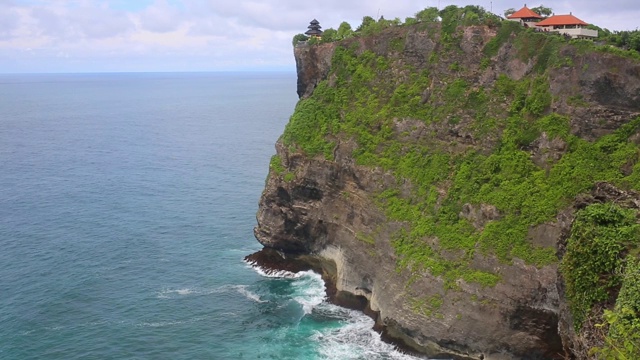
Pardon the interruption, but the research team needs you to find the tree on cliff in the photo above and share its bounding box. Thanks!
[320,28,338,43]
[337,22,354,39]
[292,33,308,45]
[356,16,376,32]
[531,5,553,17]
[415,7,440,22]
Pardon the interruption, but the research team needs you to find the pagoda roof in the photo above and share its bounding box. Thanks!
[507,6,543,19]
[536,14,589,26]
[305,18,323,36]
[305,29,323,36]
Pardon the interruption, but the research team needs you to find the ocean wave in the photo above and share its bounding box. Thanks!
[245,260,304,279]
[232,285,267,303]
[312,303,423,360]
[156,287,200,298]
[290,271,326,314]
[247,260,422,359]
[156,284,266,303]
[312,303,420,360]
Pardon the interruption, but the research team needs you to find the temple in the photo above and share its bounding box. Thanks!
[305,19,323,38]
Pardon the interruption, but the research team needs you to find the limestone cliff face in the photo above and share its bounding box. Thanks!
[253,23,640,360]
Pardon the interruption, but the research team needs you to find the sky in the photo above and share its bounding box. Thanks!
[1,0,638,73]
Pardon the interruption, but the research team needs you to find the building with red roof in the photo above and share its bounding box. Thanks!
[507,5,544,27]
[535,13,598,39]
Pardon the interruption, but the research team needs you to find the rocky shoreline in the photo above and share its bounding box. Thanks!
[245,248,478,360]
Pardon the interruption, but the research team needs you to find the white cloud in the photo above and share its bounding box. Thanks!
[0,0,638,73]
[25,2,134,41]
[137,0,184,33]
[0,6,19,39]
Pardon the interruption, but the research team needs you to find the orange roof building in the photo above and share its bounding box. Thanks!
[507,5,543,21]
[506,5,543,28]
[536,14,589,27]
[535,13,597,39]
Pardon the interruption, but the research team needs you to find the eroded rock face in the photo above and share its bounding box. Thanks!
[254,140,566,360]
[294,42,336,98]
[255,23,640,360]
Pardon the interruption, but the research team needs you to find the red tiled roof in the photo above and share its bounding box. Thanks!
[536,14,589,26]
[507,6,543,19]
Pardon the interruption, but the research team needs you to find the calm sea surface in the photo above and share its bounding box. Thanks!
[0,72,421,359]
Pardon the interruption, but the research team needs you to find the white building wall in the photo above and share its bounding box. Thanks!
[537,26,598,39]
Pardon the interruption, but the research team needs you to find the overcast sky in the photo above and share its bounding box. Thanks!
[1,0,638,73]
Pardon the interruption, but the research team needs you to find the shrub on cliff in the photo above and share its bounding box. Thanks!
[292,33,308,45]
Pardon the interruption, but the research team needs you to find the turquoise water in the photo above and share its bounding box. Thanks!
[0,72,421,359]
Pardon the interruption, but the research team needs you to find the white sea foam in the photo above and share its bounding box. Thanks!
[156,287,198,298]
[232,285,266,303]
[312,303,424,360]
[175,288,194,295]
[248,262,326,312]
[290,271,326,314]
[244,259,304,279]
[247,259,425,359]
[156,284,267,303]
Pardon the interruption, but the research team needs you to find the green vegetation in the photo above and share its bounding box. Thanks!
[414,7,439,23]
[293,4,640,60]
[282,15,640,293]
[589,25,640,54]
[270,155,296,182]
[483,21,523,57]
[592,257,640,359]
[409,294,444,317]
[283,172,296,182]
[281,96,336,159]
[531,5,553,17]
[561,204,639,330]
[561,203,640,357]
[356,231,376,245]
[292,33,309,46]
[269,155,286,175]
[337,22,354,40]
[292,5,501,46]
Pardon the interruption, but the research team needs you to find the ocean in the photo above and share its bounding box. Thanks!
[0,72,422,359]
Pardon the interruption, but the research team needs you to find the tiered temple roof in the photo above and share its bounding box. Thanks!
[305,19,323,37]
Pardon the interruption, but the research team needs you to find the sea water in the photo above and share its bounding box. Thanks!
[0,72,423,359]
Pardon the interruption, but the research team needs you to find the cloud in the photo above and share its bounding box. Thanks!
[0,6,19,39]
[0,0,638,73]
[137,0,184,33]
[26,2,134,41]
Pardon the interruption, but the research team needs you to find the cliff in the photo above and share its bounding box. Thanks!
[252,17,640,360]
